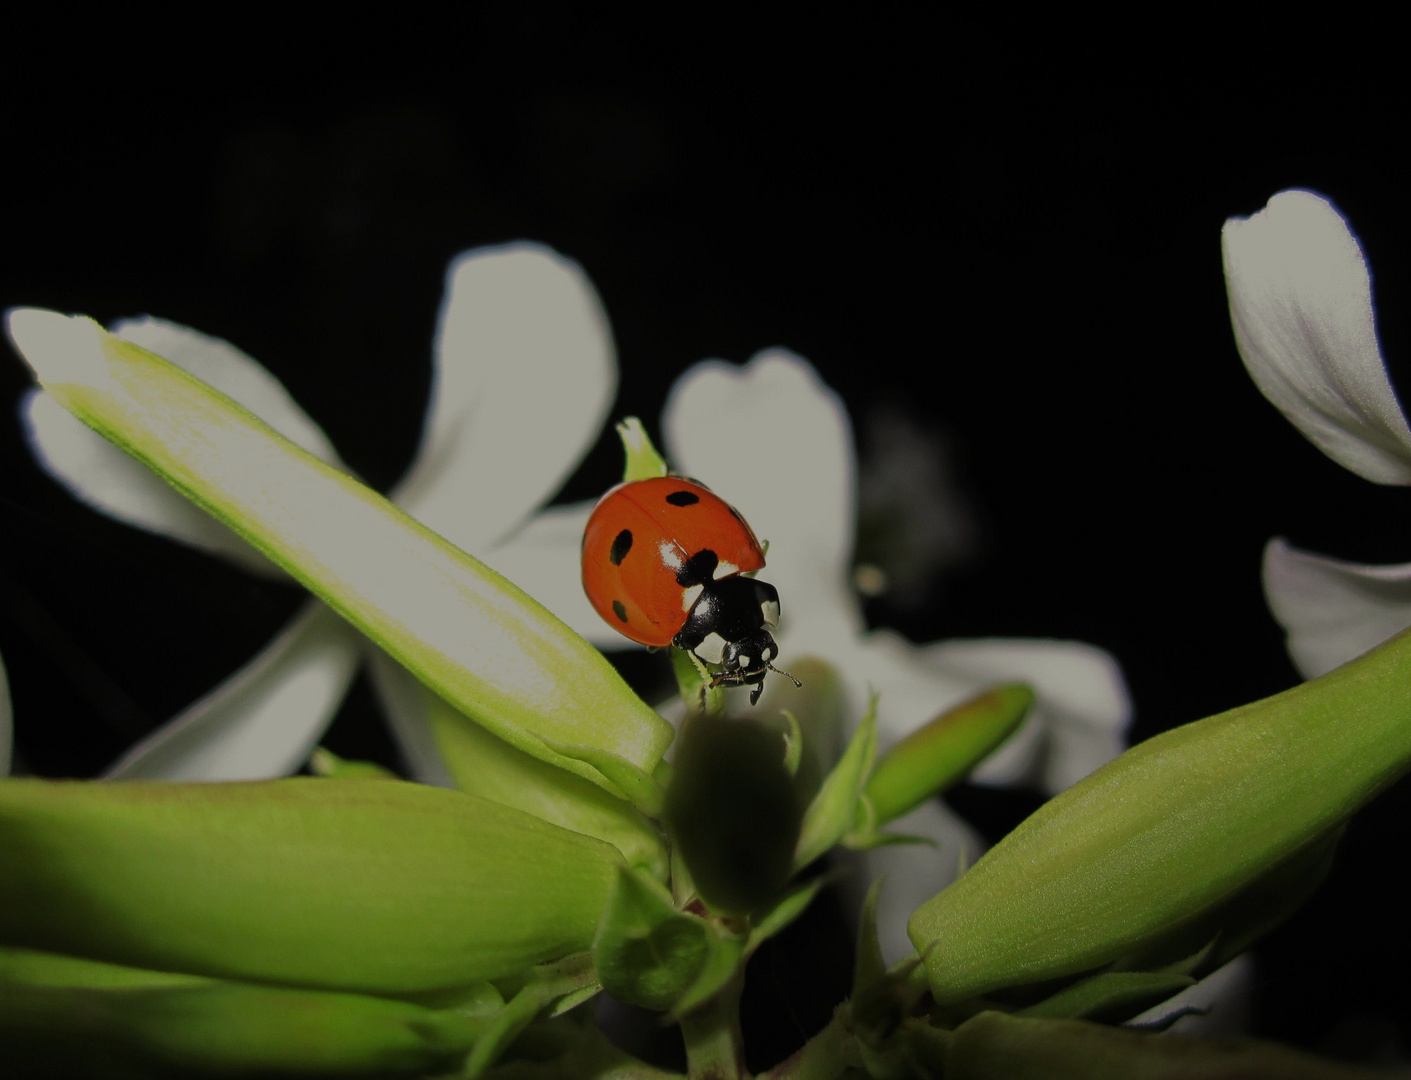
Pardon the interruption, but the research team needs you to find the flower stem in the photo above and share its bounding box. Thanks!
[678,975,748,1080]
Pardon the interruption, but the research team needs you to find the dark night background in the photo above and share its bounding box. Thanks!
[3,19,1409,1069]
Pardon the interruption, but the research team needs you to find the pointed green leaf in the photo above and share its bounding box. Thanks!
[615,416,670,482]
[793,693,878,870]
[6,312,673,808]
[0,777,619,994]
[866,683,1034,824]
[1016,971,1196,1022]
[745,876,827,959]
[910,626,1411,1004]
[852,878,887,1001]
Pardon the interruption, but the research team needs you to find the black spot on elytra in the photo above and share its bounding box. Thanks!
[609,529,633,565]
[676,548,719,586]
[666,489,700,506]
[612,600,628,622]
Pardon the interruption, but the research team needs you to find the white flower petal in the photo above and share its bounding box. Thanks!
[22,389,284,577]
[1222,190,1411,484]
[393,245,617,551]
[104,602,362,780]
[924,637,1131,792]
[112,317,347,468]
[1127,955,1254,1036]
[664,351,862,638]
[481,501,629,648]
[1263,537,1411,679]
[365,646,457,788]
[838,631,1130,794]
[840,798,983,966]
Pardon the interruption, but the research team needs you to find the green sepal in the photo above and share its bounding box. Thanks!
[615,416,669,482]
[463,954,598,1078]
[0,777,620,995]
[745,876,828,959]
[865,683,1034,824]
[910,625,1411,1005]
[592,865,717,1011]
[309,746,398,779]
[423,683,668,879]
[852,878,888,1002]
[1015,970,1197,1023]
[665,714,801,915]
[848,881,933,1080]
[944,1010,1386,1080]
[793,693,878,870]
[673,644,724,719]
[780,710,804,779]
[8,313,673,805]
[668,932,744,1021]
[0,949,485,1079]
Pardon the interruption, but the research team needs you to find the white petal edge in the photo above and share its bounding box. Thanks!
[1127,955,1254,1036]
[22,389,284,577]
[105,601,362,780]
[365,646,457,788]
[664,351,862,638]
[838,798,984,966]
[1222,190,1411,484]
[1263,536,1411,679]
[393,244,617,552]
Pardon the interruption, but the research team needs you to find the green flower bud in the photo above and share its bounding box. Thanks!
[910,626,1411,1004]
[0,777,619,994]
[6,311,672,810]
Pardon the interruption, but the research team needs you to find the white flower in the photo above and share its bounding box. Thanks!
[14,244,616,781]
[503,349,1132,963]
[1223,191,1411,678]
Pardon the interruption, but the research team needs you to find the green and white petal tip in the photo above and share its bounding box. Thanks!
[6,309,673,806]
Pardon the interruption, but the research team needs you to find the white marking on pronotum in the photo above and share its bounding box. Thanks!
[658,541,683,570]
[761,599,780,627]
[694,632,728,665]
[713,560,739,580]
[680,583,704,612]
[738,654,752,669]
[761,645,774,661]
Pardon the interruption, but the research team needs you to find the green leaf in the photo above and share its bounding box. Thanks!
[793,693,878,870]
[0,777,619,994]
[910,625,1411,1004]
[0,951,485,1078]
[665,714,801,915]
[852,878,887,1002]
[592,865,716,1011]
[865,683,1034,824]
[422,679,668,879]
[7,312,673,808]
[745,876,827,959]
[944,1010,1386,1079]
[1016,971,1196,1022]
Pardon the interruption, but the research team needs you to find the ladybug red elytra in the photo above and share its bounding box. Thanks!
[582,476,799,705]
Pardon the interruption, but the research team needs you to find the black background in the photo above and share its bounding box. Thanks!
[3,16,1409,1068]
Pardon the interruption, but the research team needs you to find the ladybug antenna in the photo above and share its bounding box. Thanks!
[766,661,802,689]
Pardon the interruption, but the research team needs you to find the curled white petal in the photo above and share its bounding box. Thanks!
[105,602,362,780]
[1222,190,1411,484]
[1263,537,1411,679]
[23,389,283,577]
[394,244,617,551]
[1127,955,1254,1036]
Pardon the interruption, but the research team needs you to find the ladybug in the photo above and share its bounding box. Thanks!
[582,476,799,705]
